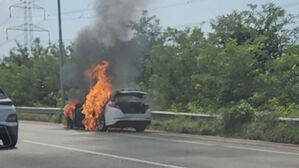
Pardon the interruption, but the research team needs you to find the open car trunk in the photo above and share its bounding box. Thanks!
[112,90,149,114]
[116,102,149,114]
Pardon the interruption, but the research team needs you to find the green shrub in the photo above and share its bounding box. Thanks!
[283,103,299,117]
[242,122,299,144]
[153,115,299,144]
[159,117,199,134]
[156,117,221,135]
[222,101,255,134]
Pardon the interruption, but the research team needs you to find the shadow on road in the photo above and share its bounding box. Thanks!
[65,127,151,134]
[106,128,151,134]
[0,144,18,150]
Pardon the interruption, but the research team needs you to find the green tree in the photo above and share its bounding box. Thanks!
[0,39,74,107]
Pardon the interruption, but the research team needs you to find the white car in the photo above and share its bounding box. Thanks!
[97,88,151,132]
[0,88,18,148]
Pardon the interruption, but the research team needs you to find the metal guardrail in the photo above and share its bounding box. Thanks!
[15,107,219,119]
[151,111,219,120]
[16,106,299,122]
[278,117,299,122]
[16,106,62,115]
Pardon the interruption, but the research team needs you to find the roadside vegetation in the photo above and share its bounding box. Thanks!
[151,101,299,144]
[0,3,298,143]
[152,118,299,144]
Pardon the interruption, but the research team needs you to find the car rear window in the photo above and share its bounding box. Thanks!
[0,88,8,99]
[114,94,144,103]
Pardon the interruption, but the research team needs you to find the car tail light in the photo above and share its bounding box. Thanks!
[0,101,13,106]
[6,114,18,122]
[108,102,120,109]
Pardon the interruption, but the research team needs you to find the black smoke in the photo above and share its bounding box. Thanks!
[63,0,150,102]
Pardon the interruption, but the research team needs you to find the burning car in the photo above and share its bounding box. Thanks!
[0,88,18,148]
[64,61,151,132]
[97,88,151,132]
[64,88,151,132]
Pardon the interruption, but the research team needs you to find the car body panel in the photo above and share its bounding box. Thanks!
[103,88,151,129]
[0,121,18,127]
[105,106,151,126]
[0,98,16,121]
[0,88,18,147]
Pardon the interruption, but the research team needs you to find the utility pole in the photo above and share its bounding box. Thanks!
[57,0,65,117]
[7,0,50,51]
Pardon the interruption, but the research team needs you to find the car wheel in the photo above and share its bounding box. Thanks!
[135,126,146,132]
[97,115,107,132]
[2,132,17,148]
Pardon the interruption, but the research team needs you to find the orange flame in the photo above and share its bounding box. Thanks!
[63,100,78,120]
[82,61,112,131]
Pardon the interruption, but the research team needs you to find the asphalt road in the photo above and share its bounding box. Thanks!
[1,121,299,168]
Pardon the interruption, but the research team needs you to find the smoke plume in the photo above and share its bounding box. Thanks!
[64,0,150,102]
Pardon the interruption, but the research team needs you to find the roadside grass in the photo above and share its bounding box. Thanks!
[150,117,299,144]
[242,121,299,144]
[150,117,221,136]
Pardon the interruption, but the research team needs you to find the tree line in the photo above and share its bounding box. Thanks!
[0,3,298,117]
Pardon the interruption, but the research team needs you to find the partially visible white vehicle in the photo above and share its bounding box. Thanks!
[97,88,151,132]
[0,88,18,148]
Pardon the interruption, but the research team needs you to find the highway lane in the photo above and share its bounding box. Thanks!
[1,121,299,168]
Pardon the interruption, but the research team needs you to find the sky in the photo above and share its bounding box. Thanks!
[0,0,298,58]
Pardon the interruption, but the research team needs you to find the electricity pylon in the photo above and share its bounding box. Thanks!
[6,0,50,50]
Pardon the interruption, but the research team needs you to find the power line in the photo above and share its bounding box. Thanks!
[57,0,201,15]
[150,0,202,11]
[0,19,47,48]
[62,8,93,15]
[32,0,44,2]
[13,0,298,20]
[0,32,24,48]
[22,0,203,19]
[60,15,96,21]
[173,19,211,29]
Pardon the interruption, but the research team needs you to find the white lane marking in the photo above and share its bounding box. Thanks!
[22,140,185,168]
[225,145,299,156]
[21,122,299,156]
[115,134,299,156]
[112,133,215,146]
